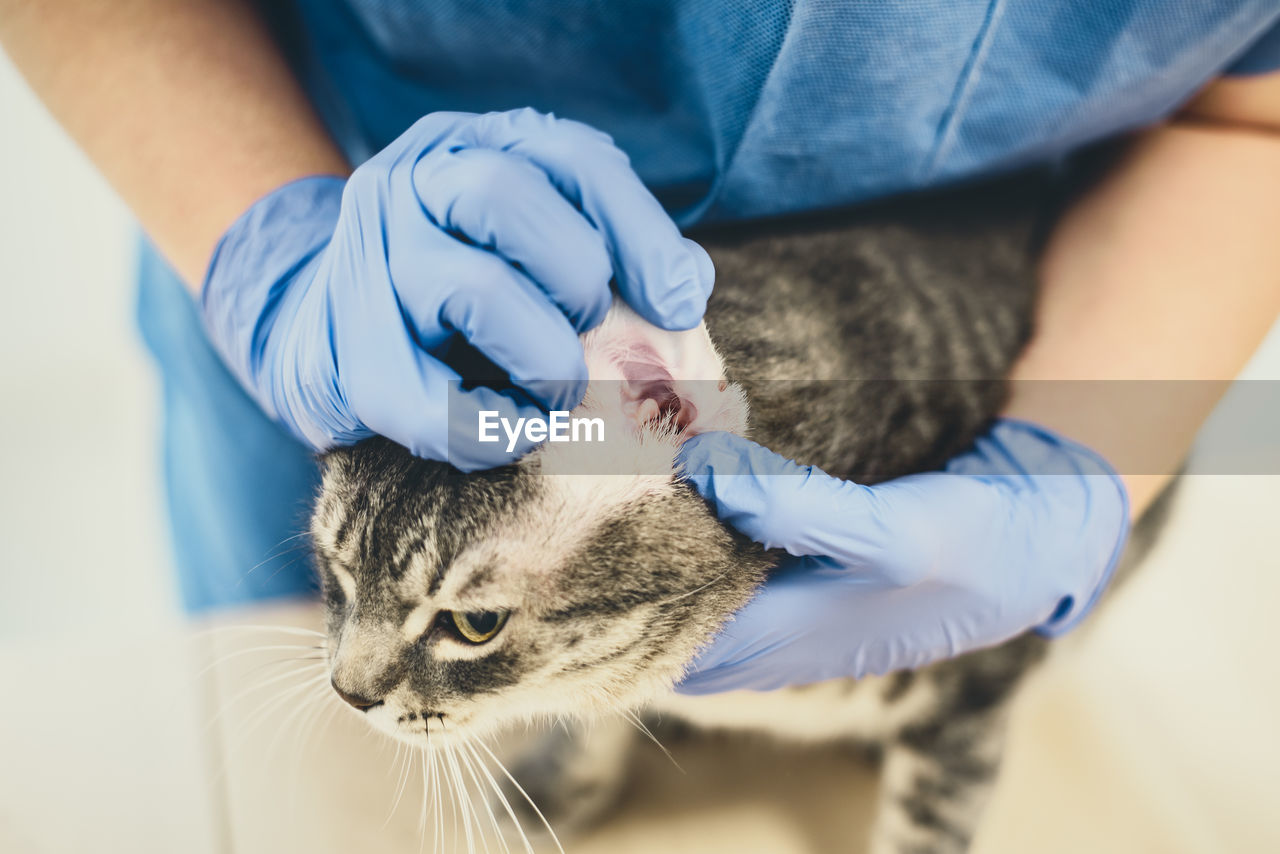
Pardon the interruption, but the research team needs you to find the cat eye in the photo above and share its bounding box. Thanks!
[448,609,510,644]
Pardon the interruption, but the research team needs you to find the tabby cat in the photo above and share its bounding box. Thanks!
[309,173,1149,853]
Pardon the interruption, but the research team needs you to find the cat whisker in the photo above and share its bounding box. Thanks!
[233,532,313,586]
[233,653,327,687]
[414,746,427,851]
[262,677,330,762]
[444,740,461,848]
[177,640,325,699]
[385,740,413,828]
[188,623,325,641]
[202,663,328,737]
[441,733,479,854]
[416,745,427,854]
[236,673,330,741]
[460,743,489,854]
[655,569,730,606]
[429,741,443,854]
[458,737,537,854]
[458,737,486,850]
[286,688,340,817]
[200,671,330,797]
[472,737,565,854]
[151,630,324,725]
[261,553,312,586]
[183,624,326,675]
[582,682,683,773]
[456,738,511,854]
[264,681,336,822]
[618,707,684,774]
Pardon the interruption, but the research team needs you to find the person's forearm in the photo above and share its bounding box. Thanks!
[0,0,350,287]
[1005,73,1280,516]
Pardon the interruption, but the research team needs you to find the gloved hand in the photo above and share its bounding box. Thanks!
[201,108,712,470]
[675,419,1129,693]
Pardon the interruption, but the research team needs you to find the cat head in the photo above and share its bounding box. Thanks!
[310,305,771,744]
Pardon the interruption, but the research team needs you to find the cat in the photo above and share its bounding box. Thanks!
[309,172,1157,853]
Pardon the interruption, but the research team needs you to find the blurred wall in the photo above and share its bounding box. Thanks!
[0,50,177,641]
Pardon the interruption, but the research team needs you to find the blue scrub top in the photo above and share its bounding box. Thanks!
[139,1,1280,613]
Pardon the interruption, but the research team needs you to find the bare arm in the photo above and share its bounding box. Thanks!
[1005,71,1280,516]
[0,0,350,287]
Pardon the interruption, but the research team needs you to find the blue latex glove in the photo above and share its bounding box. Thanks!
[675,419,1130,693]
[201,108,713,470]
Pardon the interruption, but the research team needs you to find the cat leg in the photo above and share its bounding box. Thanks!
[493,715,637,841]
[867,712,1009,854]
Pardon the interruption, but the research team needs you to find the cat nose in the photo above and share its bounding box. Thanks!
[330,678,384,711]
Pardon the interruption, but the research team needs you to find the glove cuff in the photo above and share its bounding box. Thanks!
[198,175,345,427]
[992,419,1132,638]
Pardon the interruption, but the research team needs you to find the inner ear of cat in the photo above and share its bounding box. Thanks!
[579,301,749,440]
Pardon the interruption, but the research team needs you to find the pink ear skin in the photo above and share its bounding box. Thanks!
[581,301,749,441]
[634,384,697,433]
[617,348,701,435]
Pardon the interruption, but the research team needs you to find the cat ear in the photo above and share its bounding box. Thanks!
[581,302,749,438]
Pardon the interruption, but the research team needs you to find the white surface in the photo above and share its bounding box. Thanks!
[2,45,1279,854]
[0,50,177,642]
[0,635,220,854]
